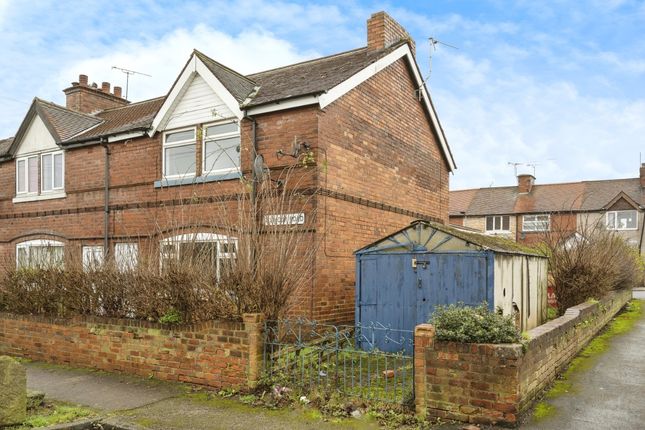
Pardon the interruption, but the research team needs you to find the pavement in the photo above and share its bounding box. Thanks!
[25,362,381,430]
[521,293,645,430]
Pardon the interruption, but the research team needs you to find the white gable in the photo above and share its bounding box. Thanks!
[15,115,58,156]
[150,54,244,135]
[165,74,236,130]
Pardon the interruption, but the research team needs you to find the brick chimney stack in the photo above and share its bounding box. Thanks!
[640,163,645,188]
[518,174,535,194]
[63,74,129,114]
[367,11,415,56]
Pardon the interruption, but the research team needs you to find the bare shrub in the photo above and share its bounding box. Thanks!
[0,165,319,322]
[541,215,644,313]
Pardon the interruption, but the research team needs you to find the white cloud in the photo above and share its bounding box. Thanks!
[46,24,317,104]
[438,65,645,189]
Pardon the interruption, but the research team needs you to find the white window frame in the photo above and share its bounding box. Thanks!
[162,127,197,179]
[485,215,510,233]
[202,121,241,176]
[522,214,551,232]
[15,155,39,196]
[82,245,105,271]
[115,243,139,272]
[41,151,65,193]
[16,239,64,269]
[606,210,638,231]
[160,232,237,280]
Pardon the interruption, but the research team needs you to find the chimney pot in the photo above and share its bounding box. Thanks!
[79,74,88,86]
[101,82,111,93]
[113,86,122,98]
[91,82,98,88]
[517,174,535,194]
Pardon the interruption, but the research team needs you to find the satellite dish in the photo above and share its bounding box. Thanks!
[253,154,268,181]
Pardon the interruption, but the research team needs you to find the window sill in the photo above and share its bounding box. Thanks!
[13,192,67,203]
[154,171,242,188]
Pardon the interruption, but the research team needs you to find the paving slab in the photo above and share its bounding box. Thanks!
[26,362,182,411]
[522,299,645,429]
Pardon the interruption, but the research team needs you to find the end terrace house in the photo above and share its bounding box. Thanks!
[0,12,455,323]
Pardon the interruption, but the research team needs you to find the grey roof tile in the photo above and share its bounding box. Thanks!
[450,178,645,216]
[194,50,258,103]
[245,44,403,106]
[35,98,102,141]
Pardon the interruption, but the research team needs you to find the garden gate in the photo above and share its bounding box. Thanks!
[263,318,414,404]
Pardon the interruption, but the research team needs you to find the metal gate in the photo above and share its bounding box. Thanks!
[263,318,414,404]
[356,252,492,346]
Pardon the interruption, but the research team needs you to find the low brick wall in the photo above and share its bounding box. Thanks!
[414,289,632,426]
[0,312,264,389]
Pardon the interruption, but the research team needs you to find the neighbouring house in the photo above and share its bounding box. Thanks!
[449,168,645,256]
[0,11,455,323]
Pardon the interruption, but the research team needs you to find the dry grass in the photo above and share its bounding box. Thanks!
[540,215,644,313]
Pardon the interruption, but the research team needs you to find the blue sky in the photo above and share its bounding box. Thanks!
[1,0,644,189]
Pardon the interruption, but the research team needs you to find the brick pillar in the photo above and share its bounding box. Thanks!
[414,323,435,416]
[242,313,265,389]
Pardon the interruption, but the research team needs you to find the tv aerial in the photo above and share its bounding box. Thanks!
[422,37,458,84]
[111,66,151,99]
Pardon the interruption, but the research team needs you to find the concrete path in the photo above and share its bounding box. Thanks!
[521,296,645,430]
[26,362,380,429]
[26,363,182,411]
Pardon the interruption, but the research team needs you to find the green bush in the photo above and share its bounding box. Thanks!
[430,302,521,344]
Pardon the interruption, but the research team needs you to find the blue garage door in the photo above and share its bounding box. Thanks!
[356,252,491,353]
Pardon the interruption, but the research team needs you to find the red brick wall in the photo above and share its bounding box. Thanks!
[0,312,264,389]
[414,289,632,426]
[314,56,450,322]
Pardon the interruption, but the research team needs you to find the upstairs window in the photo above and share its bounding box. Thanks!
[16,151,64,198]
[522,214,550,232]
[607,210,637,230]
[163,128,196,178]
[16,239,64,269]
[203,122,240,175]
[486,215,510,233]
[42,152,64,192]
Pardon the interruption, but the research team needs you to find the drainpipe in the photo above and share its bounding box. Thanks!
[243,112,258,271]
[102,138,110,256]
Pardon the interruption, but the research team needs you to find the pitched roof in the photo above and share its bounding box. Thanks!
[194,50,257,104]
[356,219,544,256]
[35,98,103,141]
[0,137,13,157]
[450,178,645,216]
[67,97,165,142]
[245,44,402,107]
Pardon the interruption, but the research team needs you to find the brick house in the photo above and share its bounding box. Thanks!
[449,168,645,256]
[0,12,455,323]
